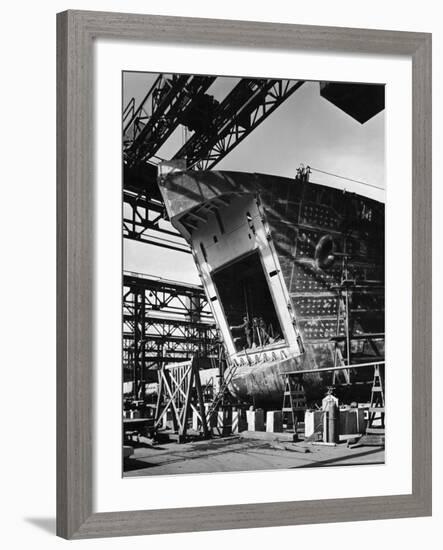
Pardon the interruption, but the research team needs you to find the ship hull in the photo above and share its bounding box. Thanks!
[159,169,385,406]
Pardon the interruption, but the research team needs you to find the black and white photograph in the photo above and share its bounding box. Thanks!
[1,0,437,545]
[122,72,386,477]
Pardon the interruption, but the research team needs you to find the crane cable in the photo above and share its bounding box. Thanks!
[309,166,384,191]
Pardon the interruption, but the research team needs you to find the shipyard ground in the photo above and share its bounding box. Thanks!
[124,433,385,477]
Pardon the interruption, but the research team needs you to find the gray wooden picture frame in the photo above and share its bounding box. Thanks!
[56,9,432,540]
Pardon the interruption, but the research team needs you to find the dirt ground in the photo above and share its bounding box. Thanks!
[124,434,385,477]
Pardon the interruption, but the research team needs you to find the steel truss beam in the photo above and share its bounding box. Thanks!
[122,272,218,396]
[124,74,216,166]
[173,79,304,169]
[123,189,190,253]
[122,77,304,251]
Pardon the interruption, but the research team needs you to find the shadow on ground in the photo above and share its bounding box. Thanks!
[293,446,384,468]
[124,457,157,471]
[25,517,56,535]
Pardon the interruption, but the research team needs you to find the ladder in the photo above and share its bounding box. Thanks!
[366,363,385,437]
[282,374,307,431]
[348,362,385,448]
[332,346,351,385]
[205,364,238,425]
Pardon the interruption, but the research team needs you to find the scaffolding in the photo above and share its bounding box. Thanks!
[123,272,218,399]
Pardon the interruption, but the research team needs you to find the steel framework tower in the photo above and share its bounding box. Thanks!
[123,272,218,397]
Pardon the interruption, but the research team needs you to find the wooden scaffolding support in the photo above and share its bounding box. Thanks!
[154,356,209,441]
[366,363,385,436]
[348,362,385,448]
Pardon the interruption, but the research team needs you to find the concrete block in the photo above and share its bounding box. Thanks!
[247,409,265,432]
[232,409,247,433]
[266,410,283,433]
[123,445,134,458]
[123,381,133,395]
[212,407,233,436]
[339,407,357,434]
[357,406,368,432]
[304,410,324,438]
[161,409,173,430]
[192,409,201,431]
[205,403,217,428]
[339,406,368,435]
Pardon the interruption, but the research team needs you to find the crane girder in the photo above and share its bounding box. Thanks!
[173,78,304,169]
[122,75,304,250]
[124,74,216,166]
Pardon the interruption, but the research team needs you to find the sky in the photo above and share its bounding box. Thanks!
[123,72,385,285]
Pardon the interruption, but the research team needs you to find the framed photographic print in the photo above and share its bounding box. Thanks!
[57,10,432,539]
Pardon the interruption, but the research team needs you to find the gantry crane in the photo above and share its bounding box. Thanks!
[123,74,304,250]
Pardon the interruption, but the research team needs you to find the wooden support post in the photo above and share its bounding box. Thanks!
[366,363,385,436]
[154,356,210,441]
[193,357,209,438]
